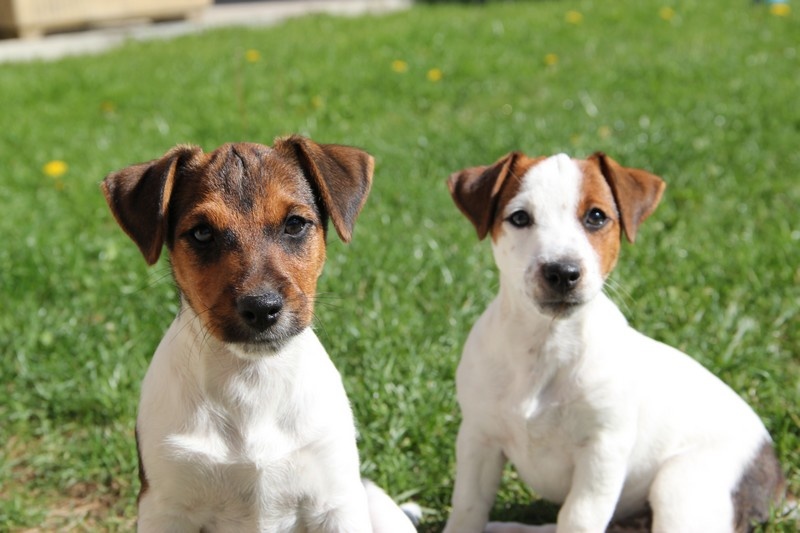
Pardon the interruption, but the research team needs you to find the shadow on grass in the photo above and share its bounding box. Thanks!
[421,502,661,532]
[420,500,559,532]
[416,0,558,3]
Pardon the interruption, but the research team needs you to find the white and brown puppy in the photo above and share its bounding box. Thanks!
[443,152,785,533]
[103,136,417,532]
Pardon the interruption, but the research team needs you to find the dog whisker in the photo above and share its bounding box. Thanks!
[310,297,344,312]
[309,311,331,345]
[604,277,634,315]
[175,302,217,354]
[147,267,173,285]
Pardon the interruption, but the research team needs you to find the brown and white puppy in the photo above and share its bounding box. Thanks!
[443,152,786,533]
[103,136,418,533]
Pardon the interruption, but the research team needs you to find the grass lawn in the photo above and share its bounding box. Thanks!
[1,0,798,530]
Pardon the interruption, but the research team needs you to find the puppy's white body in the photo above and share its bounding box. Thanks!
[455,293,769,532]
[137,305,373,532]
[445,154,781,532]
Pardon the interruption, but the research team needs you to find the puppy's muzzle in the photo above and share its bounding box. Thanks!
[237,292,284,332]
[534,260,586,316]
[542,261,581,295]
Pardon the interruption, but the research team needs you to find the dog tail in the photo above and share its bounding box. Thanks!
[363,479,421,532]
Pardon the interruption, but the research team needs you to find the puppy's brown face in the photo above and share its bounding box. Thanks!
[168,144,326,353]
[103,136,374,356]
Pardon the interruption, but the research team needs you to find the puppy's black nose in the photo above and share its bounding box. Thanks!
[542,262,582,294]
[237,293,284,331]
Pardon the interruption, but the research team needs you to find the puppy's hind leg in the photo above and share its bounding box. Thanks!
[364,479,420,533]
[648,451,737,533]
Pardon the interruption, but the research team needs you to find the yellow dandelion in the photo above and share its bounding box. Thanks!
[100,101,116,114]
[426,68,443,82]
[391,59,409,73]
[245,49,261,63]
[770,3,791,16]
[43,160,68,178]
[544,53,559,66]
[311,95,324,109]
[565,10,583,25]
[598,125,612,139]
[659,7,676,21]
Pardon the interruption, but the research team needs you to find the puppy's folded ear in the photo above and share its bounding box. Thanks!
[447,152,521,240]
[275,135,373,243]
[102,145,202,265]
[590,152,666,243]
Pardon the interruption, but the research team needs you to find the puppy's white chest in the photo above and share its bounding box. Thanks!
[163,411,311,527]
[138,323,361,531]
[458,311,600,503]
[500,365,587,501]
[165,407,304,478]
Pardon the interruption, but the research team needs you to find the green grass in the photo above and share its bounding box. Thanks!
[1,0,798,530]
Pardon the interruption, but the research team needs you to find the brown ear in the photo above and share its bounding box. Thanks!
[101,145,202,265]
[590,152,666,243]
[274,135,374,243]
[447,152,521,240]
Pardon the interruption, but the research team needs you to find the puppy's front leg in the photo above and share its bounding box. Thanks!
[444,422,507,533]
[556,435,630,532]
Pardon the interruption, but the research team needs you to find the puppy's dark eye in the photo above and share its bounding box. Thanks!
[284,215,309,236]
[583,208,609,230]
[508,210,532,228]
[191,224,214,244]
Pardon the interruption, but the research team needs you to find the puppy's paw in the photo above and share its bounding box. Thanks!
[399,502,422,526]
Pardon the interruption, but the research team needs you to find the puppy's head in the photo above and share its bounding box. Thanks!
[448,151,665,317]
[102,136,373,356]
